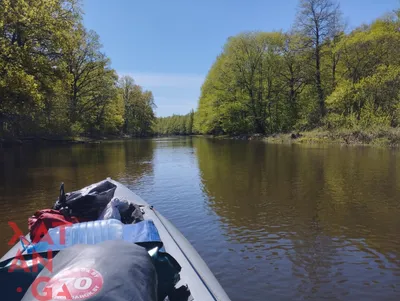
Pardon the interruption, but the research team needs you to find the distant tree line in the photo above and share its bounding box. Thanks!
[0,0,156,138]
[152,110,195,136]
[194,0,400,135]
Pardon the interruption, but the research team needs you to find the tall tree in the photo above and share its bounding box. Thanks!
[119,75,136,133]
[225,33,270,134]
[118,75,156,136]
[278,32,308,127]
[295,0,343,118]
[65,27,116,132]
[0,0,79,135]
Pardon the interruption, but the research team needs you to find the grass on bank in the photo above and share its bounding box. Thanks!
[263,127,400,147]
[202,125,400,147]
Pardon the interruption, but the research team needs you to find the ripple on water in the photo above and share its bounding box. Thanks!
[1,138,400,301]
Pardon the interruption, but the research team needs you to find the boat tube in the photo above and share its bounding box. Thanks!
[0,178,231,301]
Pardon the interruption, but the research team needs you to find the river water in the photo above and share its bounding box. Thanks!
[0,137,399,300]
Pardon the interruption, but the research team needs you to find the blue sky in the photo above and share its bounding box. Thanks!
[82,0,399,117]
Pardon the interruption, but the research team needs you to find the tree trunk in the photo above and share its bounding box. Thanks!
[315,45,325,118]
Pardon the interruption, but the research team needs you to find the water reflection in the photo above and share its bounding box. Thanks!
[0,137,399,301]
[194,138,400,300]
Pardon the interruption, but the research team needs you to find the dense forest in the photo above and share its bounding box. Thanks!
[194,0,400,137]
[0,0,156,138]
[152,110,195,136]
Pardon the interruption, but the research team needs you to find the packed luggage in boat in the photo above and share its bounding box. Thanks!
[0,178,231,301]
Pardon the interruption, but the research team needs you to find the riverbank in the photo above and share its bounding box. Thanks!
[0,136,96,147]
[0,134,150,147]
[4,128,400,148]
[208,128,400,147]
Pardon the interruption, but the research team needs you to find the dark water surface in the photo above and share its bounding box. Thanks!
[0,137,399,301]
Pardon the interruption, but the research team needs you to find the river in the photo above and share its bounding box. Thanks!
[0,137,399,300]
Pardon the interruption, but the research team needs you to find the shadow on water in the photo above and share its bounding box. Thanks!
[194,138,400,301]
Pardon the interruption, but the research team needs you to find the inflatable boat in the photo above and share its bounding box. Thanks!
[0,178,231,301]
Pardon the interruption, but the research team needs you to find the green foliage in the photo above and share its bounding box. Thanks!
[193,54,226,135]
[118,76,156,137]
[0,0,78,136]
[2,0,399,138]
[153,110,195,136]
[196,32,300,135]
[326,65,400,128]
[194,1,400,135]
[195,30,313,135]
[0,0,156,138]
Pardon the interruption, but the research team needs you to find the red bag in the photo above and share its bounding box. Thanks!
[28,209,81,243]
